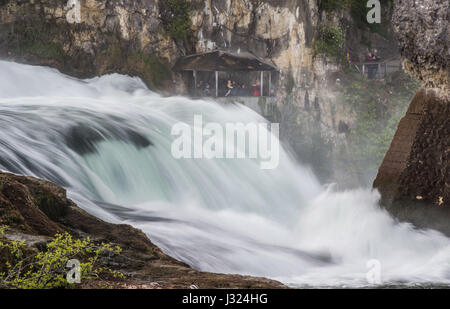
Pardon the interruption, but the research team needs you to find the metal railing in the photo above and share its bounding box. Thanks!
[353,60,403,78]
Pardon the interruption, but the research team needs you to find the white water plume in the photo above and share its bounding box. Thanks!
[0,61,449,287]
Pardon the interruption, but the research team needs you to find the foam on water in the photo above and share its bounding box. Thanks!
[0,60,449,287]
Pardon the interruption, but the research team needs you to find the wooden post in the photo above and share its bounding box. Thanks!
[362,64,365,76]
[260,71,263,97]
[269,71,272,97]
[215,71,218,97]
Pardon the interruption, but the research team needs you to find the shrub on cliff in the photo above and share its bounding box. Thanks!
[335,72,419,184]
[349,0,393,38]
[0,227,123,289]
[160,0,193,42]
[318,0,393,40]
[318,0,348,12]
[313,23,345,62]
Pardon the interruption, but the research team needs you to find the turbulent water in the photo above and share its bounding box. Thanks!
[0,61,449,287]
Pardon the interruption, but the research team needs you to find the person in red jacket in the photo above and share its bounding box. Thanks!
[253,81,261,97]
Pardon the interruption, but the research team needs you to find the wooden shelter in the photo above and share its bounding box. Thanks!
[173,50,278,97]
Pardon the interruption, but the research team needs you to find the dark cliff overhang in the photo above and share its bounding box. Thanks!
[172,50,278,72]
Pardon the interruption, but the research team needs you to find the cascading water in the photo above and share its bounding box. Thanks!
[0,60,449,287]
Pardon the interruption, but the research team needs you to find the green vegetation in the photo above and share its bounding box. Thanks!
[313,22,345,62]
[360,33,372,48]
[0,227,123,289]
[142,55,173,89]
[105,46,172,90]
[258,97,267,113]
[129,53,172,90]
[6,18,66,61]
[318,0,348,12]
[349,0,392,38]
[160,0,193,42]
[276,70,419,185]
[25,41,65,61]
[318,0,393,39]
[336,71,419,183]
[285,71,296,95]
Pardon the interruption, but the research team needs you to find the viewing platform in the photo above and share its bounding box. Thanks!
[173,50,279,99]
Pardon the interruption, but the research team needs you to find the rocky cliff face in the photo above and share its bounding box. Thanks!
[374,0,450,235]
[190,0,317,82]
[0,0,322,93]
[392,0,449,92]
[0,0,179,91]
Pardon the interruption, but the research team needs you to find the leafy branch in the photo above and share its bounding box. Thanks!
[0,227,124,289]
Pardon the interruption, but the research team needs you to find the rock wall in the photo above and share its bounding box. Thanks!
[374,0,450,234]
[0,0,179,91]
[392,0,449,92]
[0,0,324,92]
[190,0,317,83]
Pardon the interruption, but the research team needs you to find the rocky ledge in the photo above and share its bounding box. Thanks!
[0,171,285,289]
[374,88,450,235]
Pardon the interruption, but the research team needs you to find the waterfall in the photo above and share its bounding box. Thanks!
[1,60,449,287]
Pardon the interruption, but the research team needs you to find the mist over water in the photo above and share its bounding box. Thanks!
[1,61,449,287]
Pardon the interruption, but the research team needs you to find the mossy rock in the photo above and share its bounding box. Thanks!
[34,194,68,222]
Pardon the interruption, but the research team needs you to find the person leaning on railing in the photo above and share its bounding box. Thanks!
[372,49,381,77]
[366,52,377,79]
[225,80,233,97]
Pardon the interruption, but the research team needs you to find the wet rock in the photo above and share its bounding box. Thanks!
[374,0,450,233]
[374,88,450,235]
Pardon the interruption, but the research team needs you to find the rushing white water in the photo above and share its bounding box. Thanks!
[0,60,449,287]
